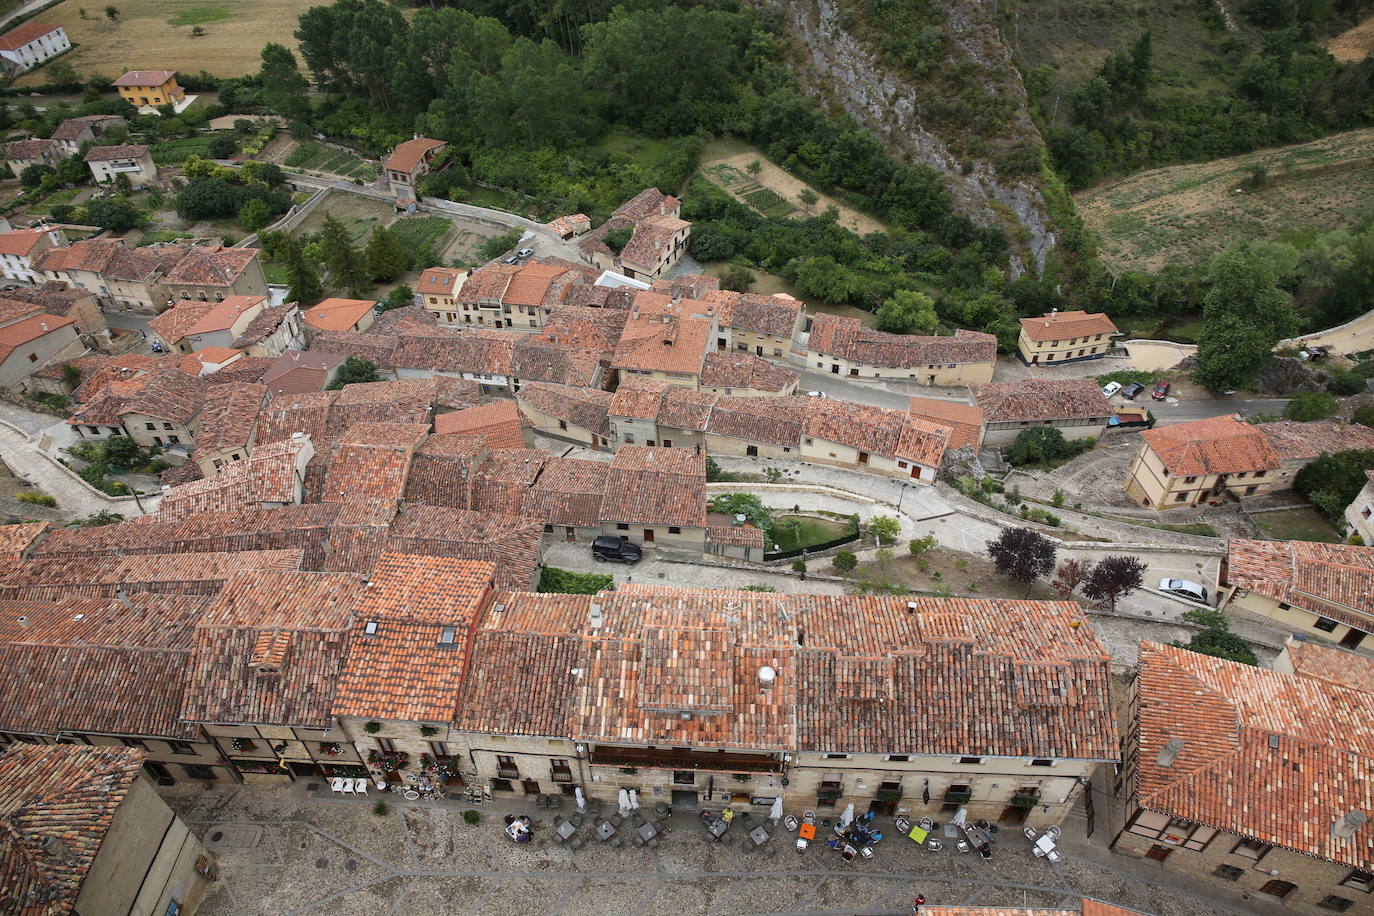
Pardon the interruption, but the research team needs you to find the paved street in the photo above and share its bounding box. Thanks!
[168,784,1283,916]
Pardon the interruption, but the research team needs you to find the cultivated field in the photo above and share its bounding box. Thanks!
[697,139,884,236]
[1076,127,1374,271]
[13,0,319,84]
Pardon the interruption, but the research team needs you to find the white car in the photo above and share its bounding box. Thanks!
[1101,381,1122,399]
[804,390,828,398]
[1158,578,1208,604]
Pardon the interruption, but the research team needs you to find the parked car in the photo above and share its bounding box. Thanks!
[1101,381,1122,399]
[592,535,642,564]
[1121,382,1146,400]
[516,247,535,260]
[1158,578,1208,604]
[804,390,828,398]
[502,254,520,264]
[1152,381,1171,401]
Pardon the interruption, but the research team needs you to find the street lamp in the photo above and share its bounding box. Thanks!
[897,481,911,513]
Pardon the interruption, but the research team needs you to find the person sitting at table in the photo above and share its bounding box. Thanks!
[720,807,734,823]
[699,809,714,824]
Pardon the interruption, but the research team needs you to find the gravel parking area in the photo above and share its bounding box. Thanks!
[166,784,1272,916]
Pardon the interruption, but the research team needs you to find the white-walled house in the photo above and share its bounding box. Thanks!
[0,226,64,285]
[0,23,69,76]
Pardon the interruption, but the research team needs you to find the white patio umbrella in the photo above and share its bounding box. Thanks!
[575,786,586,813]
[839,802,855,828]
[768,796,784,824]
[618,788,631,815]
[629,789,640,810]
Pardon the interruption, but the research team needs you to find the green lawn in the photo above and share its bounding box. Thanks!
[592,129,675,172]
[168,5,233,26]
[1102,514,1219,538]
[768,515,854,553]
[262,262,289,284]
[388,216,450,267]
[151,138,214,165]
[1254,507,1342,543]
[26,187,80,216]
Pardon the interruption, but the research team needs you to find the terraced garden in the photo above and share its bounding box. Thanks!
[283,141,378,181]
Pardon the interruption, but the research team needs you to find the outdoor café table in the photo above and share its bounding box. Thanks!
[906,825,930,845]
[749,826,770,847]
[707,818,729,840]
[596,821,617,841]
[555,820,577,841]
[1034,834,1056,856]
[637,822,658,843]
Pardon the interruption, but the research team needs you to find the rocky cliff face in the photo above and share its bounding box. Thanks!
[776,0,1055,274]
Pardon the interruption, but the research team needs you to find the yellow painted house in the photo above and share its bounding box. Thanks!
[112,69,184,108]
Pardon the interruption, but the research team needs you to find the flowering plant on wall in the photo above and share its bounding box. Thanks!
[321,742,342,757]
[367,749,410,771]
[230,737,257,753]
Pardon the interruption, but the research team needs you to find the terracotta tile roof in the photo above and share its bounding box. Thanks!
[310,332,398,372]
[68,366,210,427]
[392,331,514,377]
[471,448,547,515]
[521,457,610,527]
[612,314,711,376]
[334,553,496,722]
[705,394,805,446]
[543,306,628,353]
[1019,310,1119,343]
[329,378,439,434]
[701,351,798,392]
[565,285,612,308]
[0,593,212,741]
[600,446,706,528]
[608,376,670,419]
[321,422,428,504]
[403,434,486,509]
[383,136,445,174]
[160,437,312,520]
[924,904,1145,916]
[1284,639,1374,694]
[33,240,164,281]
[4,284,94,323]
[657,386,719,432]
[431,400,522,448]
[181,569,366,727]
[182,294,267,335]
[0,21,62,51]
[0,743,145,916]
[804,398,924,457]
[896,416,954,468]
[1226,539,1374,632]
[1256,419,1374,462]
[50,114,123,142]
[147,300,218,345]
[546,214,590,237]
[972,378,1114,424]
[1130,641,1374,871]
[705,290,802,338]
[707,521,766,549]
[373,306,440,336]
[0,228,50,258]
[516,383,612,438]
[456,263,517,303]
[1140,415,1280,477]
[651,273,720,300]
[502,262,567,307]
[83,144,148,163]
[908,396,983,450]
[613,188,680,221]
[29,503,342,565]
[255,389,337,446]
[232,302,298,349]
[0,548,302,600]
[0,312,74,362]
[5,138,53,161]
[0,522,45,563]
[0,298,38,324]
[261,350,346,394]
[177,346,242,376]
[619,214,687,270]
[112,69,176,87]
[385,503,544,590]
[303,298,376,333]
[509,334,603,387]
[808,314,997,368]
[416,266,466,296]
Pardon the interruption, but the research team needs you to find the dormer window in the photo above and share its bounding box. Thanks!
[439,626,457,644]
[364,621,379,636]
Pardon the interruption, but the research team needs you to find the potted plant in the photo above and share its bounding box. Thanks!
[230,737,257,753]
[367,749,410,772]
[320,742,342,757]
[363,721,381,734]
[419,725,438,737]
[877,790,903,804]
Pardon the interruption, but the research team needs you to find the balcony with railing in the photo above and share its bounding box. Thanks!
[943,790,973,804]
[588,746,781,774]
[1011,792,1042,808]
[550,766,575,783]
[496,765,521,780]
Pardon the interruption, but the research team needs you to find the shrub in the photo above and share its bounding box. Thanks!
[908,534,936,556]
[16,492,56,506]
[708,492,772,530]
[603,226,632,254]
[832,550,857,573]
[463,810,480,825]
[791,559,807,572]
[538,566,614,594]
[1355,406,1374,428]
[1282,391,1339,421]
[1174,608,1257,666]
[1295,449,1374,520]
[363,721,381,734]
[1004,427,1090,468]
[371,800,388,816]
[867,515,901,545]
[475,230,521,262]
[419,725,438,737]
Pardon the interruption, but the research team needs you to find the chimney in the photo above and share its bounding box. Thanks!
[758,665,776,689]
[1334,811,1368,840]
[589,602,604,630]
[115,588,132,609]
[17,615,28,629]
[1156,737,1184,767]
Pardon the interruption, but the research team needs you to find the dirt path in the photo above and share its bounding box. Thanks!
[1124,341,1196,371]
[699,150,885,236]
[1325,12,1374,62]
[1287,307,1374,355]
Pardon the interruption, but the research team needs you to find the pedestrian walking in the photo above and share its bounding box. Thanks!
[912,894,926,913]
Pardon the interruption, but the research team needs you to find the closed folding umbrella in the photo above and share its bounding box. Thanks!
[575,786,586,813]
[629,789,640,810]
[619,788,631,815]
[839,802,855,828]
[922,783,930,805]
[769,796,784,824]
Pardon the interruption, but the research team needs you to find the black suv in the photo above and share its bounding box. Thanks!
[1121,381,1147,400]
[592,535,642,563]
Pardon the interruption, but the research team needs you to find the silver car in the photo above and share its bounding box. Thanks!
[1158,578,1208,604]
